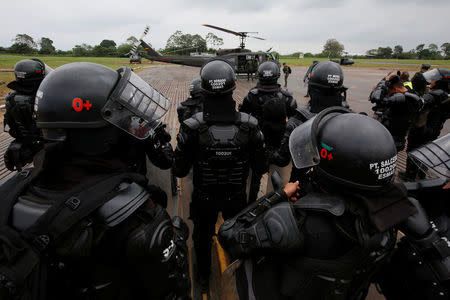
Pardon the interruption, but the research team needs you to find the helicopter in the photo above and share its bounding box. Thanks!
[127,26,150,64]
[137,24,280,74]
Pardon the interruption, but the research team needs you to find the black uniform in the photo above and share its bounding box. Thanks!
[239,61,297,158]
[402,69,450,180]
[277,61,349,187]
[177,78,204,123]
[379,134,450,300]
[218,109,432,300]
[0,62,190,300]
[239,62,296,203]
[3,59,51,171]
[173,60,267,289]
[370,74,423,151]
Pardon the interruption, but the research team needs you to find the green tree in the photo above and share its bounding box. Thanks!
[9,43,34,54]
[72,43,92,56]
[13,34,36,48]
[322,38,345,58]
[99,39,116,48]
[377,47,393,58]
[393,45,403,58]
[428,43,440,58]
[92,45,117,57]
[440,43,450,58]
[205,32,224,49]
[415,43,425,58]
[39,37,56,54]
[165,30,207,54]
[117,43,133,57]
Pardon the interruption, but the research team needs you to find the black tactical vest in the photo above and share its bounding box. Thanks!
[249,89,287,147]
[249,194,398,300]
[184,112,255,194]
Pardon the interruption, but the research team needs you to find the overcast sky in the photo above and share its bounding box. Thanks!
[1,0,448,55]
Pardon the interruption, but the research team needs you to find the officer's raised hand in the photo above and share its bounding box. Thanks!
[283,181,300,202]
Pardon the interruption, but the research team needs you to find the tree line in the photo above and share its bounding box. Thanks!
[286,39,449,60]
[1,34,448,60]
[0,31,224,57]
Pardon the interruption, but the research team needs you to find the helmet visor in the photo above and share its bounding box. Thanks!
[102,67,170,139]
[409,133,450,180]
[289,106,352,169]
[289,116,320,169]
[423,69,442,83]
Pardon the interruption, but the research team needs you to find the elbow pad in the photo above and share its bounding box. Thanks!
[385,93,406,104]
[219,201,303,258]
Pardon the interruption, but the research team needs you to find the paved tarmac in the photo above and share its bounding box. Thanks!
[0,64,448,299]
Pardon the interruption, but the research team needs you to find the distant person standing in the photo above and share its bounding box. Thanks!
[282,62,292,88]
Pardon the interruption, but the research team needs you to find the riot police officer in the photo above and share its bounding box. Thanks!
[219,107,442,300]
[3,59,51,171]
[0,62,190,300]
[239,60,297,161]
[177,78,204,123]
[399,68,450,180]
[370,71,424,151]
[379,133,450,299]
[276,61,349,192]
[239,61,296,201]
[173,59,267,291]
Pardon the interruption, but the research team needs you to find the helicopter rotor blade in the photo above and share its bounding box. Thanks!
[203,24,245,37]
[131,26,150,55]
[248,36,266,40]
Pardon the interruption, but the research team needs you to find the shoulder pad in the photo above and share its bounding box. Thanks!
[293,192,345,216]
[183,112,205,130]
[97,182,149,227]
[250,88,259,95]
[238,112,258,128]
[295,106,315,121]
[12,198,51,231]
[405,92,420,101]
[280,89,293,97]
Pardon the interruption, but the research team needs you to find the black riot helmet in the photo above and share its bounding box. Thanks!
[308,61,344,89]
[307,61,346,113]
[189,78,202,97]
[7,59,52,93]
[200,59,236,95]
[289,106,398,191]
[257,61,280,85]
[35,62,170,155]
[410,133,449,180]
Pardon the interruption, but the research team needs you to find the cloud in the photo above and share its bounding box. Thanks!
[0,0,448,55]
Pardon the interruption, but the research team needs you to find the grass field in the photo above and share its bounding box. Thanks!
[0,54,157,70]
[0,54,161,97]
[279,57,450,69]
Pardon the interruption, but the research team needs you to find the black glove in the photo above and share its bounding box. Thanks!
[154,123,172,144]
[4,140,40,171]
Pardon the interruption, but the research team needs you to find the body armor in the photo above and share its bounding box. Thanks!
[241,88,296,147]
[183,112,257,194]
[219,191,398,300]
[0,170,190,300]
